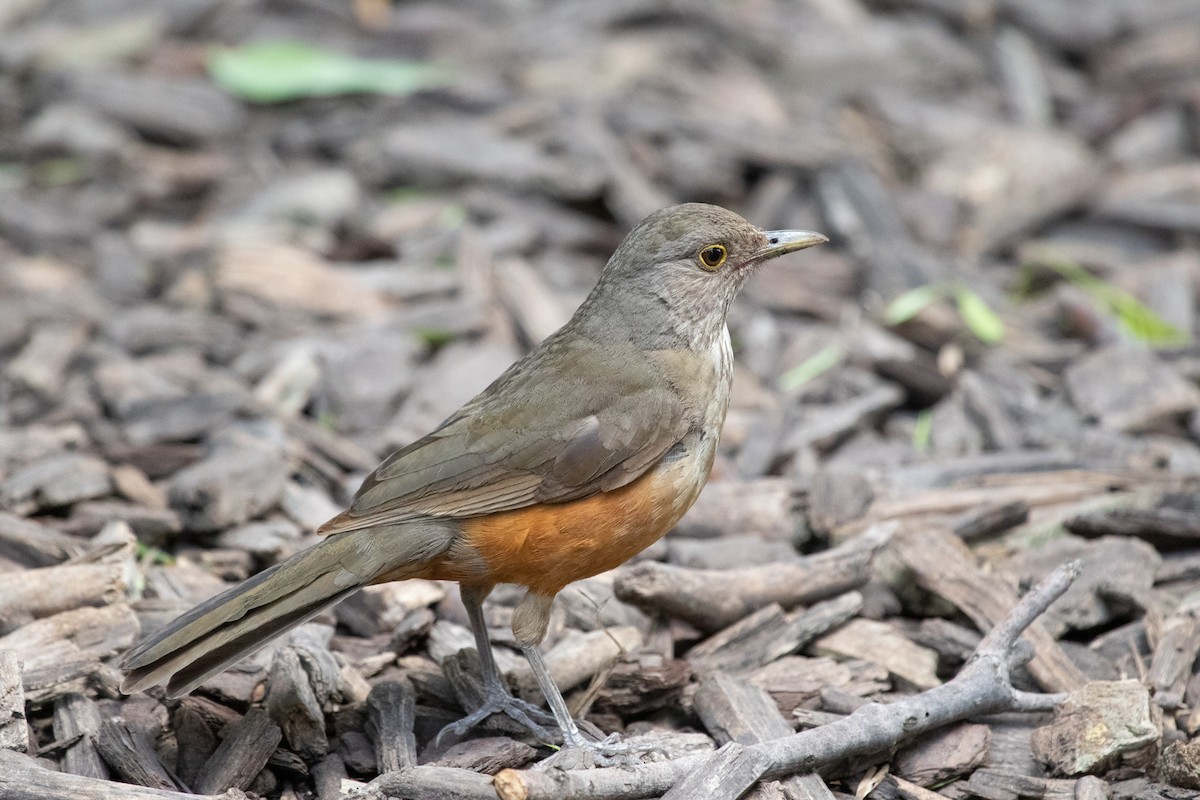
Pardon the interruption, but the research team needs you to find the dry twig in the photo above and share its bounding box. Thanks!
[491,559,1082,800]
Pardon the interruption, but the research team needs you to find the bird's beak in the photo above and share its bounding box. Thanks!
[753,230,829,262]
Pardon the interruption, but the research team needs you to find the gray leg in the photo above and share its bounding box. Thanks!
[520,643,587,748]
[434,584,556,745]
[461,583,503,691]
[513,592,650,767]
[512,592,588,748]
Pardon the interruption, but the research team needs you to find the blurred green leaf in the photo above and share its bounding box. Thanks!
[953,287,1004,344]
[1101,288,1188,345]
[208,41,452,104]
[439,203,468,229]
[416,328,456,348]
[884,285,942,325]
[135,541,175,566]
[34,157,88,187]
[912,409,933,453]
[779,344,843,391]
[1027,256,1188,346]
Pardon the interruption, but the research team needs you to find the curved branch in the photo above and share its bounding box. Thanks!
[494,559,1083,800]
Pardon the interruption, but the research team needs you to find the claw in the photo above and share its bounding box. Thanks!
[539,733,650,770]
[435,686,558,747]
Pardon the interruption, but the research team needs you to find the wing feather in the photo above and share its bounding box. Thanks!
[317,339,693,536]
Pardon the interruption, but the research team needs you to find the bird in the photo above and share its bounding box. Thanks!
[120,203,827,759]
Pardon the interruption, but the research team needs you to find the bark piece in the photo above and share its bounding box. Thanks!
[812,618,940,690]
[0,562,126,634]
[123,392,246,447]
[660,741,774,800]
[667,534,800,570]
[312,752,347,800]
[432,736,538,774]
[615,524,889,632]
[193,708,282,794]
[219,241,391,322]
[0,512,86,567]
[52,693,107,779]
[894,526,1085,692]
[0,453,111,513]
[171,701,218,788]
[366,679,417,773]
[1068,506,1200,550]
[695,671,793,746]
[959,768,1075,800]
[673,479,798,542]
[893,723,990,786]
[0,651,27,753]
[1073,775,1110,800]
[952,500,1030,541]
[693,671,837,800]
[1064,345,1200,432]
[167,431,292,533]
[689,592,862,674]
[1030,680,1158,776]
[749,656,889,718]
[95,720,176,791]
[1004,535,1160,638]
[67,70,244,144]
[593,653,692,715]
[266,647,329,760]
[8,323,88,396]
[355,118,603,200]
[925,125,1099,256]
[812,160,941,301]
[1158,740,1200,791]
[0,748,251,799]
[0,604,139,672]
[1146,612,1200,709]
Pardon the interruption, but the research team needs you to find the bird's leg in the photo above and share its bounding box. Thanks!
[512,592,641,767]
[434,584,556,746]
[519,642,588,748]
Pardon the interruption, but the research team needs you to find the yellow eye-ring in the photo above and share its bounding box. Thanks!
[698,244,727,271]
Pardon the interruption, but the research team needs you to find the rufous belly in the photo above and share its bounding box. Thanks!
[456,452,708,596]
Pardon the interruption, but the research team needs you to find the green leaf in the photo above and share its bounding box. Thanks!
[884,285,942,325]
[779,344,843,391]
[207,41,453,104]
[135,541,175,566]
[912,409,933,453]
[1031,257,1189,346]
[953,287,1004,344]
[1107,292,1189,345]
[415,328,456,348]
[34,157,88,187]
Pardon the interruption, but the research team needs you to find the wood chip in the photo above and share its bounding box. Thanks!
[1030,680,1158,776]
[615,525,889,632]
[812,618,941,690]
[193,708,282,794]
[0,651,27,753]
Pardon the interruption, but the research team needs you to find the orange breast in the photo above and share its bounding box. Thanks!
[458,455,707,595]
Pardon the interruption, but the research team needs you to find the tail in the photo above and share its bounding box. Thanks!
[121,524,450,697]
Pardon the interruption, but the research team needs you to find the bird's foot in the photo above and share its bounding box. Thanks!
[541,733,658,770]
[435,687,558,747]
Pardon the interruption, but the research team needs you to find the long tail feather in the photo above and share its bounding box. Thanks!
[120,526,447,697]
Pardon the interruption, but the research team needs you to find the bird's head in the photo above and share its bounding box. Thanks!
[586,203,827,348]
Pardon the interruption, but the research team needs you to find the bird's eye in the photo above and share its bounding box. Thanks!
[697,244,727,271]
